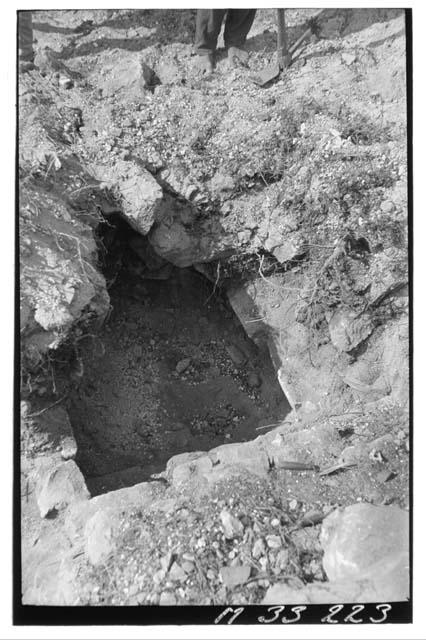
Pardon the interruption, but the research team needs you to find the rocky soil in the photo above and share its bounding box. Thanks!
[19,9,409,608]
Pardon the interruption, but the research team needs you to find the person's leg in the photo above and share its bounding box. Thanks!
[194,8,228,72]
[194,9,227,55]
[224,9,256,66]
[18,11,35,64]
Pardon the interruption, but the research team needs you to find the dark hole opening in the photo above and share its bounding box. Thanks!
[68,215,291,496]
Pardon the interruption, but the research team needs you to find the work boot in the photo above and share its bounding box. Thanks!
[227,46,249,68]
[193,53,214,76]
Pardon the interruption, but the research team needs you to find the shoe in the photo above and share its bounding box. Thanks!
[227,46,249,68]
[193,53,214,76]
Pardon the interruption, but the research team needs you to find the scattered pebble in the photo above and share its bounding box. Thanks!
[176,358,191,374]
[266,534,282,549]
[252,538,266,559]
[220,509,244,539]
[380,200,395,213]
[220,564,251,588]
[181,561,195,574]
[168,562,187,582]
[159,591,176,606]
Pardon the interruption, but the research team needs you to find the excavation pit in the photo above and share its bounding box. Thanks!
[69,220,290,495]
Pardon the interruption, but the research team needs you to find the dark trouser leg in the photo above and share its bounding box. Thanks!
[18,11,34,62]
[194,9,227,55]
[223,9,256,48]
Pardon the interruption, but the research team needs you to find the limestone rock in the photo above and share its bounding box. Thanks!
[176,358,191,374]
[247,371,261,388]
[209,441,270,476]
[328,308,374,352]
[60,435,78,460]
[272,240,302,264]
[266,534,282,549]
[91,160,163,235]
[156,60,183,86]
[148,213,236,268]
[220,564,251,588]
[210,172,236,196]
[220,509,244,539]
[168,562,187,582]
[320,503,409,600]
[35,460,90,518]
[85,509,117,566]
[113,163,163,234]
[252,538,266,559]
[168,454,213,486]
[262,576,406,605]
[226,344,246,367]
[159,591,176,605]
[100,54,156,98]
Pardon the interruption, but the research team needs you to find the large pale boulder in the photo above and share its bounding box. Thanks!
[35,460,90,518]
[91,159,163,235]
[84,508,117,566]
[320,503,409,601]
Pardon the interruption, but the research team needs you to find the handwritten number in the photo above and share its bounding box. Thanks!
[258,606,285,623]
[321,604,344,623]
[282,606,307,624]
[370,604,392,624]
[344,605,364,623]
[214,607,244,625]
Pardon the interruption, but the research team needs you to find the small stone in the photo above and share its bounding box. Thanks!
[380,200,395,213]
[35,460,89,518]
[342,51,357,65]
[210,172,235,194]
[206,569,216,581]
[60,435,77,461]
[252,538,266,559]
[247,371,261,388]
[159,591,176,606]
[377,469,397,483]
[160,552,173,571]
[275,548,289,570]
[220,564,251,588]
[289,499,298,510]
[21,400,31,419]
[259,557,268,572]
[220,509,244,539]
[369,448,385,463]
[59,74,73,89]
[328,309,374,352]
[168,562,187,582]
[258,579,270,588]
[181,561,195,574]
[237,230,251,244]
[266,535,282,549]
[226,345,246,367]
[85,509,116,566]
[153,569,166,585]
[176,358,191,374]
[271,518,280,528]
[182,552,195,562]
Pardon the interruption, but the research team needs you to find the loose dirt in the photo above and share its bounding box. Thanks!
[69,226,290,495]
